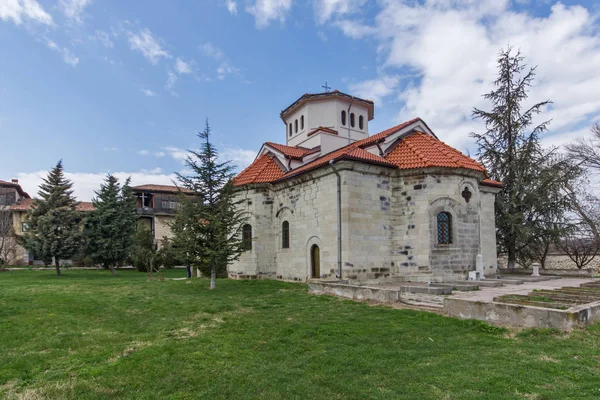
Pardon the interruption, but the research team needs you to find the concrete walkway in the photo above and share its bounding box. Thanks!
[448,278,599,302]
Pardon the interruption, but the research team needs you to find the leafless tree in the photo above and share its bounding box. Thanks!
[557,225,600,270]
[0,210,18,266]
[566,123,600,171]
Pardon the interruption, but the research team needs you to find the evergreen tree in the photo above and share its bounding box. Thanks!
[472,48,581,268]
[172,120,246,289]
[22,160,81,276]
[84,175,138,275]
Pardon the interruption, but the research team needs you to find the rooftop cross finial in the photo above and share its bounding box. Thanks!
[321,81,331,92]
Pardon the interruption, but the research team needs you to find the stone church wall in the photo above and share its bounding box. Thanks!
[229,163,498,282]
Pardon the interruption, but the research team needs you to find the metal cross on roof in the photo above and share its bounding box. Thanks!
[321,81,331,92]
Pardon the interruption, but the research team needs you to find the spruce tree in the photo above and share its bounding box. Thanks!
[172,120,246,289]
[84,175,138,275]
[22,160,81,276]
[472,48,581,268]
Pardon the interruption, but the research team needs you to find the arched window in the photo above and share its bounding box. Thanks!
[289,123,293,137]
[437,212,452,245]
[295,119,298,133]
[350,113,355,127]
[300,115,304,130]
[341,110,346,126]
[282,221,289,248]
[242,224,252,250]
[359,115,364,130]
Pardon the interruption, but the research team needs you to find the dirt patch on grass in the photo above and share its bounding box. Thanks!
[109,341,152,362]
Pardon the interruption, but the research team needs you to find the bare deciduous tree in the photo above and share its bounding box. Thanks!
[0,210,18,266]
[557,226,600,270]
[566,123,600,171]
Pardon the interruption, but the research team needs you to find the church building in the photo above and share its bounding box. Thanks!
[229,90,501,283]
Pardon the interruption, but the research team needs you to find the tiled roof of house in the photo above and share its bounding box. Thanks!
[480,179,503,188]
[131,184,193,194]
[9,198,96,212]
[234,118,497,187]
[0,180,31,199]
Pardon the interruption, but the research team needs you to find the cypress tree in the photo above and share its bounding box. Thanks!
[22,160,81,276]
[84,175,138,275]
[173,120,246,289]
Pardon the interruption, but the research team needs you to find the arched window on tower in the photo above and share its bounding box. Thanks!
[359,115,364,130]
[341,110,346,126]
[242,224,252,250]
[437,212,452,245]
[282,221,290,249]
[289,123,293,137]
[300,115,304,130]
[295,119,298,133]
[350,113,355,128]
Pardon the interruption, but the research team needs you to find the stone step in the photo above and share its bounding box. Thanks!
[482,278,524,285]
[399,285,452,295]
[498,275,560,282]
[433,282,480,291]
[400,293,445,308]
[448,280,504,287]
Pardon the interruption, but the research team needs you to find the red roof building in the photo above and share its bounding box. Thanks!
[229,91,502,284]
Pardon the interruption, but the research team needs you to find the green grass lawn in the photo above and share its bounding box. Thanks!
[1,270,599,399]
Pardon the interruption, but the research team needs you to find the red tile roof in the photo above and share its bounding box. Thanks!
[233,154,285,186]
[480,179,503,188]
[0,180,31,199]
[9,198,95,212]
[234,118,498,187]
[264,142,316,160]
[132,184,193,194]
[385,132,486,172]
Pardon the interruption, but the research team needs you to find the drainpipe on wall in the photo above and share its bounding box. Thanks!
[329,160,342,280]
[346,96,355,144]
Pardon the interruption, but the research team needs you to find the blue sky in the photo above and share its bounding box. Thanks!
[1,0,600,200]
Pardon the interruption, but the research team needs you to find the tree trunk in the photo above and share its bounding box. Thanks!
[210,262,216,290]
[55,259,61,276]
[110,265,116,276]
[507,248,516,269]
[196,266,201,278]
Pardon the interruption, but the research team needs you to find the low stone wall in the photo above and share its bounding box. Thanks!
[498,255,600,275]
[444,298,600,330]
[308,281,401,303]
[499,268,594,278]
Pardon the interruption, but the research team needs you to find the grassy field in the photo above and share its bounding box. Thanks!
[1,270,599,399]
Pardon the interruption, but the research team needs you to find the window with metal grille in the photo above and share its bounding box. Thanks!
[300,115,304,130]
[341,110,346,125]
[350,112,355,127]
[289,123,293,137]
[437,212,452,245]
[242,224,252,250]
[282,221,289,248]
[359,115,364,130]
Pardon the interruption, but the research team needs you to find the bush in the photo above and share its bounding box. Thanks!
[157,236,181,269]
[130,228,160,273]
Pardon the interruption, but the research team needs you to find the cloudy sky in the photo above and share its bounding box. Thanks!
[1,0,599,201]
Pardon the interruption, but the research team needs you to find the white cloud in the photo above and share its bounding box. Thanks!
[163,146,188,162]
[349,75,400,106]
[137,150,150,156]
[0,0,53,25]
[91,30,113,48]
[313,0,366,24]
[45,38,79,66]
[165,70,178,91]
[140,88,155,97]
[174,58,192,74]
[128,28,170,64]
[59,0,91,24]
[16,170,178,202]
[200,42,225,61]
[246,0,293,28]
[225,0,237,14]
[217,62,239,80]
[334,1,600,151]
[221,148,257,169]
[103,147,119,152]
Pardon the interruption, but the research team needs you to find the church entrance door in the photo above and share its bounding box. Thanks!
[311,244,320,278]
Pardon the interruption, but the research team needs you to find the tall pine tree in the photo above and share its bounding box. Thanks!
[472,48,581,268]
[84,175,138,275]
[22,160,81,276]
[172,120,246,289]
